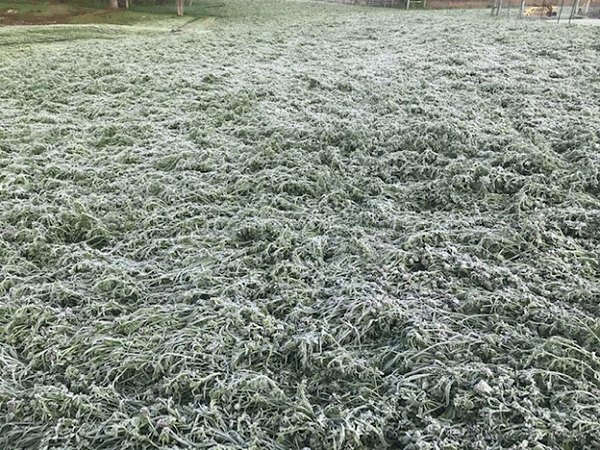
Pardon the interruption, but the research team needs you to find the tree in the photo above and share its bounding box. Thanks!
[176,0,184,15]
[110,0,119,8]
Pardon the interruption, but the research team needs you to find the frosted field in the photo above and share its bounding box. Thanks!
[1,1,600,449]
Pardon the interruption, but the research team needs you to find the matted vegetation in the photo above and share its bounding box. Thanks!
[1,1,600,449]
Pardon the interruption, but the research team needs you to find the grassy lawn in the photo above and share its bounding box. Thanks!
[0,0,217,24]
[1,1,600,449]
[0,0,214,46]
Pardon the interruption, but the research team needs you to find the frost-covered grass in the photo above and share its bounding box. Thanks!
[1,1,600,449]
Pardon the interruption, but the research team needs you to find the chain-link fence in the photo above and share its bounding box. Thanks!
[320,0,600,16]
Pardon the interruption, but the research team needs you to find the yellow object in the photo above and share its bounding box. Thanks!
[524,5,557,16]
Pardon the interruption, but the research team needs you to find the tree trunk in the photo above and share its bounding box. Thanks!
[110,0,119,8]
[176,0,184,15]
[125,0,130,9]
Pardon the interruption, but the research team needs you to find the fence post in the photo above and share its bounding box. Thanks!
[518,0,526,18]
[557,0,565,23]
[569,0,580,24]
